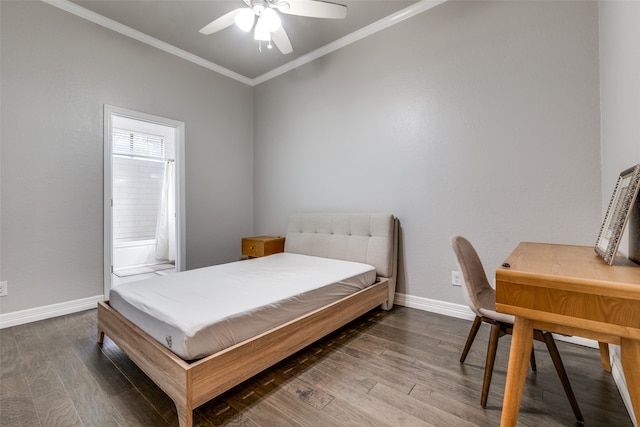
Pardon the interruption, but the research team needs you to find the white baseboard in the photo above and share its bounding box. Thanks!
[0,294,104,329]
[394,292,476,321]
[611,348,638,427]
[394,292,598,348]
[393,292,634,425]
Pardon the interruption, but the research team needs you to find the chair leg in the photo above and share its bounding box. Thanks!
[460,316,483,363]
[481,323,501,407]
[542,332,584,423]
[530,347,537,372]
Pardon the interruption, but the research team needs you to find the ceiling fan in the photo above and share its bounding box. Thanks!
[199,0,347,54]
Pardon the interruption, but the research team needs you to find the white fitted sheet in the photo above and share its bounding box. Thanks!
[109,253,376,360]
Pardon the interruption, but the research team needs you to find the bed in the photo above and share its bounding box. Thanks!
[97,213,398,427]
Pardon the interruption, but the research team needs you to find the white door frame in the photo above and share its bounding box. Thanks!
[103,105,186,298]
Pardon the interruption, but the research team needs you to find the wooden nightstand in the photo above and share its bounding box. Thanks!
[241,236,285,258]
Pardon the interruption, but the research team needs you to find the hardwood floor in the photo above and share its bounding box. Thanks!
[0,306,633,426]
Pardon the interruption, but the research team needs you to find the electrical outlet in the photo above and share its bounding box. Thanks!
[451,271,461,287]
[0,281,7,297]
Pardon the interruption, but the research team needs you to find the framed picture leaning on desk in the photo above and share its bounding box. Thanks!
[595,163,640,265]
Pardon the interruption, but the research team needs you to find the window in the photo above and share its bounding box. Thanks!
[112,128,165,159]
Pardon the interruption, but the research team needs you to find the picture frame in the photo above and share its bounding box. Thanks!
[595,164,640,264]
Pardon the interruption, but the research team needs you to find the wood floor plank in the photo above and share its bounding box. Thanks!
[77,336,135,397]
[197,399,259,427]
[35,312,77,350]
[110,388,172,427]
[337,335,479,398]
[67,308,100,342]
[256,378,344,426]
[301,360,436,426]
[55,347,126,426]
[24,359,83,427]
[226,384,304,427]
[99,336,157,391]
[280,377,334,409]
[12,322,50,374]
[319,344,417,395]
[319,394,392,427]
[247,356,387,427]
[137,380,183,424]
[0,372,40,427]
[0,306,633,427]
[54,308,99,346]
[0,327,19,380]
[409,383,501,426]
[369,381,479,427]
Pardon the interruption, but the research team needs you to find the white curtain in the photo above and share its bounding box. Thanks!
[155,161,176,262]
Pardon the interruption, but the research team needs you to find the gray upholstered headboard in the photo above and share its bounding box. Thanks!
[284,213,398,309]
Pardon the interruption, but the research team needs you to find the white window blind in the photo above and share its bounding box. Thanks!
[113,128,165,159]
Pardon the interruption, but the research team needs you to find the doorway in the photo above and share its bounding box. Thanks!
[104,105,185,297]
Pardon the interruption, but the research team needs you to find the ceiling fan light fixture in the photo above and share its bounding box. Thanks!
[254,17,271,41]
[201,0,348,55]
[261,8,281,32]
[234,8,255,32]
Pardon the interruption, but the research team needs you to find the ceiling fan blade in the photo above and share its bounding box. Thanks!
[199,8,243,35]
[277,0,347,19]
[271,26,293,54]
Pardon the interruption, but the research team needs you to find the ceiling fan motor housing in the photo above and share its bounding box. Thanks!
[252,1,266,15]
[245,0,290,15]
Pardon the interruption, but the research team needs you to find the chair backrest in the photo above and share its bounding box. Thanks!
[450,235,496,316]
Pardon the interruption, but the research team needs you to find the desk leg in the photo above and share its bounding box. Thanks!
[598,341,612,372]
[500,316,533,427]
[620,338,640,425]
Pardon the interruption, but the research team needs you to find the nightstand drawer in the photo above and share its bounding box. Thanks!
[242,236,285,258]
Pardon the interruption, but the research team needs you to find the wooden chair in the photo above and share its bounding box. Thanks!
[450,235,583,422]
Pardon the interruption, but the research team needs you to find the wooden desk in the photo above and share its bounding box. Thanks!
[495,242,640,427]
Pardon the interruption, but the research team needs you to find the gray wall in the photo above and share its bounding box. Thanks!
[253,1,602,304]
[0,0,609,315]
[599,2,640,419]
[599,0,640,255]
[0,1,254,313]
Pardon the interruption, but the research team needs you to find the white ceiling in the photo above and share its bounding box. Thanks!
[57,0,442,84]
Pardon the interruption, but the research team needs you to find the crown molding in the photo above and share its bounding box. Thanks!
[41,0,253,86]
[41,0,447,87]
[252,0,447,85]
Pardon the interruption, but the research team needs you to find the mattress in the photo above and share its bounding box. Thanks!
[109,252,376,360]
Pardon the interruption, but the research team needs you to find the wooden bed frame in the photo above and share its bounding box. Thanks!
[98,214,398,427]
[98,279,388,427]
